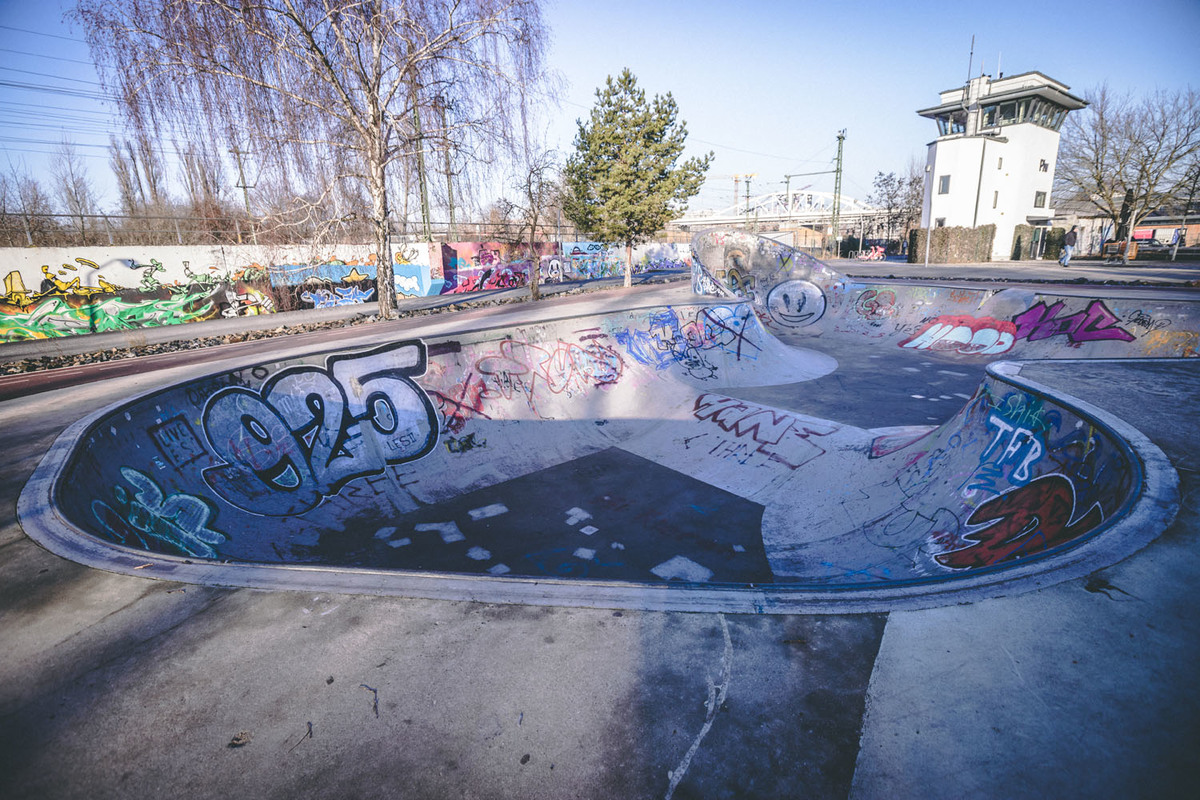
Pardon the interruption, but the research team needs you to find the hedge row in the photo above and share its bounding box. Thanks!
[907,224,996,263]
[1011,225,1066,261]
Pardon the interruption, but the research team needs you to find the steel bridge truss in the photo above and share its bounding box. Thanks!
[675,189,888,231]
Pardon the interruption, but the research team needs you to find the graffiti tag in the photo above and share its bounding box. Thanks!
[301,285,376,308]
[854,288,898,320]
[900,314,1016,355]
[202,340,438,515]
[93,467,227,558]
[1012,300,1135,345]
[935,474,1103,569]
[693,393,837,469]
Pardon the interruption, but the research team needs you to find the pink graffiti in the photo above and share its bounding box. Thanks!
[474,336,624,415]
[855,289,897,320]
[899,315,1016,355]
[1012,300,1135,344]
[429,373,491,434]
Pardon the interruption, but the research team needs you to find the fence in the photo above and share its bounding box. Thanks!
[0,210,655,249]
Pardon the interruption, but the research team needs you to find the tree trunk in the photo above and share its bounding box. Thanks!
[368,151,397,318]
[624,241,633,288]
[528,220,541,302]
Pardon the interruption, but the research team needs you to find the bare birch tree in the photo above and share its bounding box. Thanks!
[506,147,558,300]
[1057,85,1200,262]
[74,0,550,316]
[3,165,58,246]
[52,139,100,244]
[108,135,142,217]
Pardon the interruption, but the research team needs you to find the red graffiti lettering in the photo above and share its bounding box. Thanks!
[935,474,1103,569]
[899,315,1016,355]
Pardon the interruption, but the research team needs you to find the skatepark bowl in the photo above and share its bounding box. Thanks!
[18,230,1193,613]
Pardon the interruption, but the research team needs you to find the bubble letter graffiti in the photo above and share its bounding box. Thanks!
[202,340,439,515]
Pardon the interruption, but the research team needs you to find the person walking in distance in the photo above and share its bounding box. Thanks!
[1060,225,1078,267]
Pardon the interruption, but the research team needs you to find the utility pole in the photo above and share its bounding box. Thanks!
[434,95,455,240]
[783,173,818,225]
[411,79,433,242]
[830,130,845,257]
[229,147,256,245]
[744,174,756,228]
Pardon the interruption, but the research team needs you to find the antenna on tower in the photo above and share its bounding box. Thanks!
[966,35,975,83]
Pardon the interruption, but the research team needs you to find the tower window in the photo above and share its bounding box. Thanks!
[1034,191,1047,208]
[938,175,951,194]
[993,191,999,209]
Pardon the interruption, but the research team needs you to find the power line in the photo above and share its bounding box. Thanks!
[0,98,114,117]
[0,65,104,86]
[0,24,86,43]
[0,78,111,101]
[0,47,96,65]
[0,135,212,164]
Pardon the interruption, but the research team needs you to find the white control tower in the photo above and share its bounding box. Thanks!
[917,71,1087,260]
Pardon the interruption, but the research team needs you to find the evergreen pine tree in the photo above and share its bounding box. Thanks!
[563,69,712,286]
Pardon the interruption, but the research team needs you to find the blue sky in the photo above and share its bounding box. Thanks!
[2,0,1198,214]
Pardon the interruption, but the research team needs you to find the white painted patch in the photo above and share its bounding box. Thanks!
[487,563,511,575]
[573,547,596,560]
[414,521,466,543]
[902,367,922,373]
[911,394,926,399]
[565,507,593,526]
[387,537,412,548]
[468,503,509,521]
[374,526,397,540]
[938,369,969,377]
[651,555,714,583]
[733,544,746,553]
[954,393,973,400]
[579,525,599,536]
[611,542,625,550]
[467,546,491,561]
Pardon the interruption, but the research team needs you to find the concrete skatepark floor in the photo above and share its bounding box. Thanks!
[2,244,1198,798]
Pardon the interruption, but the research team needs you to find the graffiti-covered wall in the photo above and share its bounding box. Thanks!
[50,299,1140,589]
[691,230,1200,359]
[1,241,689,342]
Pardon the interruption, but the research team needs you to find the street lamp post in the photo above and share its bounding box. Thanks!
[924,164,933,267]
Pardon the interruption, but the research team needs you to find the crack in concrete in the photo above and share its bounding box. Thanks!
[664,613,733,800]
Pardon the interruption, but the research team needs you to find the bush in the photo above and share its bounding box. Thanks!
[908,224,996,263]
[1011,225,1064,260]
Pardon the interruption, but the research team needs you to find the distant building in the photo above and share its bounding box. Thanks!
[917,71,1087,261]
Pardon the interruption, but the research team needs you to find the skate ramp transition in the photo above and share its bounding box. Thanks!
[19,231,1194,612]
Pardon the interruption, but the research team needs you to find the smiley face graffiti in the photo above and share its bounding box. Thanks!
[765,280,826,328]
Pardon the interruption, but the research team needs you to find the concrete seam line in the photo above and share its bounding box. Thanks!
[665,613,732,800]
